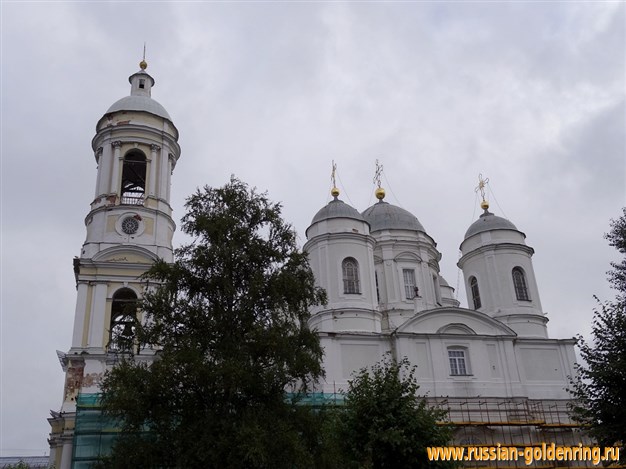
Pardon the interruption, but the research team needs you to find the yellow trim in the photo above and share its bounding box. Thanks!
[106,215,117,233]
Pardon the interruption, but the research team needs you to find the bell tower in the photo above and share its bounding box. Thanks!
[48,59,181,469]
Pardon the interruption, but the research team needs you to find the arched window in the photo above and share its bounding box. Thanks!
[342,257,360,294]
[469,276,481,310]
[512,267,530,301]
[120,151,146,205]
[109,288,138,352]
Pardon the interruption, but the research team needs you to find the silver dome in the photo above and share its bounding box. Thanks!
[362,201,425,233]
[310,198,366,225]
[464,210,518,239]
[106,95,171,120]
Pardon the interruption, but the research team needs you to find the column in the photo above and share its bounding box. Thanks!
[97,143,113,196]
[110,141,122,197]
[88,283,108,349]
[94,147,103,198]
[59,438,73,469]
[166,154,173,201]
[159,144,169,200]
[71,282,89,348]
[148,144,160,196]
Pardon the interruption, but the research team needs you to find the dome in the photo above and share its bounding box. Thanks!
[106,95,171,120]
[310,198,366,225]
[362,201,425,233]
[464,210,518,239]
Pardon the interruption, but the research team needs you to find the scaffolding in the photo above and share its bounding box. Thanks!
[71,393,618,468]
[426,397,618,469]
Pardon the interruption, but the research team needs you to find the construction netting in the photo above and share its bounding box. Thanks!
[71,394,118,469]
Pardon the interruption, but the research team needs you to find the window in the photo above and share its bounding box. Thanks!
[448,349,469,376]
[375,271,380,303]
[120,151,147,205]
[403,269,416,299]
[469,276,481,309]
[342,258,360,294]
[512,267,530,301]
[433,275,442,305]
[109,289,138,352]
[139,79,145,89]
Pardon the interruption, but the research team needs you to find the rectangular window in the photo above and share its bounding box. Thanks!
[403,269,416,299]
[448,349,468,375]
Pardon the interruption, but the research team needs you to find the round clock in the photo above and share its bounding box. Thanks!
[121,216,140,235]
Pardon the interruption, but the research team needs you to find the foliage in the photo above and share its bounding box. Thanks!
[330,355,453,469]
[570,208,626,454]
[99,177,327,468]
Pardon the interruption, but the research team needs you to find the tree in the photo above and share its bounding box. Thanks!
[99,177,327,468]
[329,355,452,469]
[570,208,626,454]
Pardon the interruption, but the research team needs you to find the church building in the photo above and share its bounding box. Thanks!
[48,63,581,468]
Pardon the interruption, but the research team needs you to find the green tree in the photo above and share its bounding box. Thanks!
[330,355,452,469]
[570,208,626,454]
[99,177,326,468]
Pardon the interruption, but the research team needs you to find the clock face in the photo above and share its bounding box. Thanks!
[121,216,140,235]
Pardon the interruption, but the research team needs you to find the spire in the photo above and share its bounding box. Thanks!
[139,43,148,70]
[373,159,385,201]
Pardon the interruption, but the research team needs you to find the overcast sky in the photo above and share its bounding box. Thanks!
[1,1,624,458]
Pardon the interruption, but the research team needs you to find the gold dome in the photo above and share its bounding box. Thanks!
[480,200,489,210]
[331,187,340,197]
[375,187,386,200]
[139,60,148,70]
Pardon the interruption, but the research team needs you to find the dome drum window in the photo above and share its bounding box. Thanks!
[403,269,417,299]
[470,276,481,310]
[342,257,361,294]
[512,267,530,301]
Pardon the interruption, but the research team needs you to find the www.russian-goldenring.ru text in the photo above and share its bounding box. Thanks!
[427,443,620,466]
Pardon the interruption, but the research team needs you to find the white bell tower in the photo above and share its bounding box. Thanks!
[48,59,181,469]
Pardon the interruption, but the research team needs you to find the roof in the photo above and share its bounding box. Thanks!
[0,456,50,468]
[362,201,425,233]
[310,198,365,225]
[106,95,171,120]
[464,210,518,239]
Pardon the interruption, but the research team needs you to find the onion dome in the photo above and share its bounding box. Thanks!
[464,209,518,239]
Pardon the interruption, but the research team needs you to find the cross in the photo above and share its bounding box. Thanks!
[373,159,383,188]
[475,173,489,202]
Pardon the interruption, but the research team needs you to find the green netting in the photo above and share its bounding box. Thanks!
[71,393,119,469]
[290,392,346,407]
[70,392,344,468]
